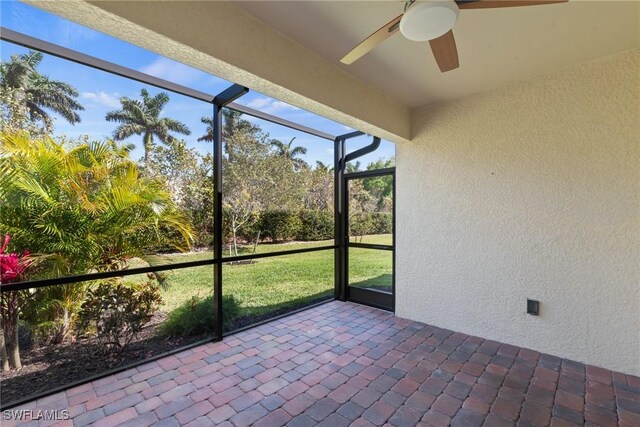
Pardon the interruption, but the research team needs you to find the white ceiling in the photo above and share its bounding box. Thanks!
[234,0,639,108]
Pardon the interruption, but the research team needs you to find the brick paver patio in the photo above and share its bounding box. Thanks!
[6,301,639,426]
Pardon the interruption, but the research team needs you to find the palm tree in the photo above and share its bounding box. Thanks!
[346,161,361,173]
[0,50,84,127]
[315,161,333,172]
[198,109,259,142]
[270,137,309,170]
[198,116,215,143]
[106,89,190,165]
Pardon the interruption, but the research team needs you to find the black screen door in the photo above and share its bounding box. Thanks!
[344,168,395,311]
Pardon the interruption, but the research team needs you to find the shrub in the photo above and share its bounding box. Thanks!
[159,294,240,337]
[298,210,334,241]
[370,212,393,234]
[192,229,214,249]
[259,210,302,242]
[349,212,393,239]
[76,278,162,354]
[350,213,374,238]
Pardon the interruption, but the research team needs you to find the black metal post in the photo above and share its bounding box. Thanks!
[334,136,345,300]
[334,132,388,304]
[213,84,249,341]
[341,143,349,301]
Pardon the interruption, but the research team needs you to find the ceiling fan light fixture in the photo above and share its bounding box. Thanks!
[400,0,460,42]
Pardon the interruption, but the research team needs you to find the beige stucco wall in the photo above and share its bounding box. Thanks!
[396,49,640,375]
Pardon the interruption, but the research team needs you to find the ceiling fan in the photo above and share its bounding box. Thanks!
[340,0,568,72]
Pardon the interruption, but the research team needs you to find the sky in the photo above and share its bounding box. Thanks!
[0,0,395,168]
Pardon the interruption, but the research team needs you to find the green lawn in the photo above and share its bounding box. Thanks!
[349,233,393,246]
[128,234,392,321]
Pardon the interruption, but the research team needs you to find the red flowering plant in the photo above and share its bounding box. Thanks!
[0,233,31,371]
[1,234,30,283]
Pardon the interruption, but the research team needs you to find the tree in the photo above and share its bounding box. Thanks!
[194,111,272,247]
[198,116,215,143]
[0,131,194,367]
[223,132,272,255]
[348,179,377,242]
[346,161,361,173]
[198,109,260,143]
[364,158,394,210]
[185,153,215,247]
[366,158,395,170]
[315,161,333,172]
[270,137,309,171]
[0,50,84,129]
[0,86,46,136]
[222,118,303,253]
[0,234,30,370]
[105,89,190,165]
[346,158,395,242]
[148,140,199,205]
[148,141,215,247]
[304,165,333,211]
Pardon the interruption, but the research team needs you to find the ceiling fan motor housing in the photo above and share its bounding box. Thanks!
[400,0,460,41]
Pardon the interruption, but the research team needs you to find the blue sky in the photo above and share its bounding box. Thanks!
[0,1,395,168]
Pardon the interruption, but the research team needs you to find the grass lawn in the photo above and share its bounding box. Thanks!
[128,234,392,321]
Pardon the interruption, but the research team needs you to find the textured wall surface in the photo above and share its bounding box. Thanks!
[397,50,640,375]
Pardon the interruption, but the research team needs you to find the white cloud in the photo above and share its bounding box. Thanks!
[246,98,271,109]
[271,100,299,111]
[81,91,122,108]
[139,57,203,86]
[246,97,300,114]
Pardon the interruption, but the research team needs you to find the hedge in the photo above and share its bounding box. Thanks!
[258,210,302,243]
[298,210,334,241]
[188,209,392,247]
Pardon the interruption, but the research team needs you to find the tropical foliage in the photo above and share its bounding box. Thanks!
[0,132,193,277]
[106,89,191,165]
[270,137,308,171]
[0,234,30,371]
[0,130,194,368]
[0,50,84,130]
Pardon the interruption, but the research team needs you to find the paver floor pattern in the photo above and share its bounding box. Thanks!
[6,301,639,426]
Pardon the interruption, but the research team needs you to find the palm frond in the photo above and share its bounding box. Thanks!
[105,91,191,162]
[1,52,84,126]
[112,123,145,141]
[291,146,308,157]
[161,117,190,136]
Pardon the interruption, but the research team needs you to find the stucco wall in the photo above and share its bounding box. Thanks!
[396,50,640,375]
